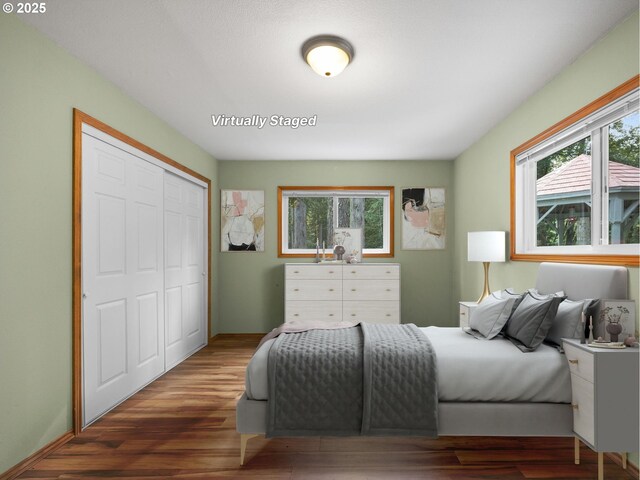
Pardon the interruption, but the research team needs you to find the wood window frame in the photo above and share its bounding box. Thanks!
[72,109,212,434]
[510,75,639,267]
[277,185,394,258]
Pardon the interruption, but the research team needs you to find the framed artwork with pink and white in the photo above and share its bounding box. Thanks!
[401,187,445,250]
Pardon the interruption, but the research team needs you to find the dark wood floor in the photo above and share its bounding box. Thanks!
[18,335,636,479]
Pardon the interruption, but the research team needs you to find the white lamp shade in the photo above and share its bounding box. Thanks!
[468,231,505,262]
[305,45,350,77]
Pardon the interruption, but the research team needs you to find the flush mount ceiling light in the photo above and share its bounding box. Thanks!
[302,35,354,78]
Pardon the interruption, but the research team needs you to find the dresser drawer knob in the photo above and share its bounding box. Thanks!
[294,270,299,273]
[294,313,299,317]
[329,270,334,274]
[329,289,334,292]
[385,314,391,317]
[294,288,299,291]
[351,313,356,317]
[568,359,579,364]
[351,271,356,274]
[351,289,356,292]
[329,314,334,317]
[460,312,467,316]
[386,289,391,292]
[386,271,391,274]
[571,403,579,410]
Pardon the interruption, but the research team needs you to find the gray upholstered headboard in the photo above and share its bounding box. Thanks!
[535,262,628,300]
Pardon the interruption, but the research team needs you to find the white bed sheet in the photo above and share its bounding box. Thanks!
[245,326,571,403]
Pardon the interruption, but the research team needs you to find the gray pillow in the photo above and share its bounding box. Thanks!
[505,291,565,350]
[545,299,588,347]
[498,288,526,319]
[528,288,566,298]
[469,293,516,340]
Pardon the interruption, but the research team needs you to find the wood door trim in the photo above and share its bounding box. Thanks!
[72,109,213,435]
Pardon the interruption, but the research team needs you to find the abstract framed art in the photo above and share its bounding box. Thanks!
[401,187,446,250]
[221,190,265,252]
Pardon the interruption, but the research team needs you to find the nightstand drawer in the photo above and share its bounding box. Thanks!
[570,373,595,446]
[459,301,477,329]
[564,343,594,383]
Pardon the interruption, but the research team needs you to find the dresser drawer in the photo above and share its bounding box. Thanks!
[285,265,341,280]
[343,301,400,324]
[343,265,400,280]
[286,280,341,301]
[343,280,399,301]
[564,343,594,383]
[570,373,595,446]
[285,301,342,322]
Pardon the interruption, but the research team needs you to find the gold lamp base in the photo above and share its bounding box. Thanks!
[476,261,492,303]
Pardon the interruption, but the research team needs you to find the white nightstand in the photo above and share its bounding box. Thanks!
[562,339,639,480]
[458,301,478,329]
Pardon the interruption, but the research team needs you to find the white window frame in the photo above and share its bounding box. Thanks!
[511,81,639,266]
[278,186,394,257]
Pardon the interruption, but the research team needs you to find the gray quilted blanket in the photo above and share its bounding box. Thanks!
[266,323,438,437]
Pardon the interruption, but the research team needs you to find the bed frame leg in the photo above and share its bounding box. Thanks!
[574,436,580,465]
[240,434,258,466]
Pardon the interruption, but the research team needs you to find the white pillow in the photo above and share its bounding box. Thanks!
[469,293,517,340]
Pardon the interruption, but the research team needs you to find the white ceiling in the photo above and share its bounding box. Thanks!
[19,1,638,161]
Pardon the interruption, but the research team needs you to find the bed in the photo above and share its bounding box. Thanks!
[236,262,628,464]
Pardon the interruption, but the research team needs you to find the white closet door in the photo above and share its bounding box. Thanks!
[164,172,206,370]
[82,134,165,426]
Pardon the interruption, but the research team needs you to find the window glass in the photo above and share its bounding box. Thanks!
[280,186,393,256]
[363,198,384,249]
[536,137,592,246]
[287,196,332,248]
[607,112,639,245]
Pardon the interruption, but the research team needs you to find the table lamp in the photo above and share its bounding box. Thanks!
[468,231,506,303]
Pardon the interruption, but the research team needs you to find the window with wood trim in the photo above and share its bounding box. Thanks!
[511,76,639,266]
[278,186,394,257]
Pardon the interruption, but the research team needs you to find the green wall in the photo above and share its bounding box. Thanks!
[218,160,455,333]
[0,15,218,473]
[453,11,639,327]
[453,11,639,466]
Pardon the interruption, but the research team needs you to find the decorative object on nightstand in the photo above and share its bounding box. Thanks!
[467,231,506,303]
[563,338,639,480]
[458,301,478,329]
[595,300,636,342]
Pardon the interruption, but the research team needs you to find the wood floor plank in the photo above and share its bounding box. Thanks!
[16,334,637,480]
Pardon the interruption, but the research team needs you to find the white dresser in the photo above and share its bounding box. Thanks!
[285,263,400,324]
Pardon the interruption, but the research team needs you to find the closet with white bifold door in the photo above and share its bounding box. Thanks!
[81,125,208,427]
